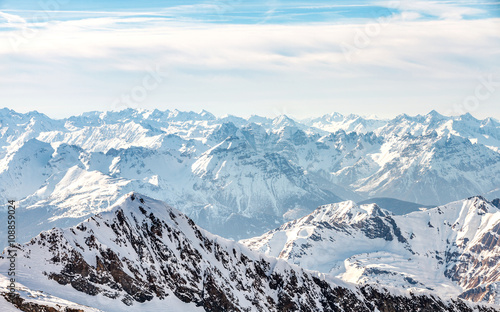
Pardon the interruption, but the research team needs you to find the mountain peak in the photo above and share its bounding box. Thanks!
[460,112,478,121]
[272,114,296,127]
[0,107,17,116]
[465,195,498,214]
[302,201,390,225]
[327,112,345,121]
[426,110,445,119]
[198,109,216,120]
[115,192,180,219]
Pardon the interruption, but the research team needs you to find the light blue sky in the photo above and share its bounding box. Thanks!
[0,0,499,119]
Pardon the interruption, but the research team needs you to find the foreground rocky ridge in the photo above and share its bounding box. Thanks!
[0,193,499,311]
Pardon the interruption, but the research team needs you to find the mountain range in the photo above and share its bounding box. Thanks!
[1,108,500,244]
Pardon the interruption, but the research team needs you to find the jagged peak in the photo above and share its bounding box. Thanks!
[300,200,390,225]
[465,195,498,213]
[112,192,177,217]
[330,112,345,118]
[319,112,345,122]
[0,107,53,123]
[482,117,500,127]
[272,114,296,127]
[247,114,271,124]
[392,111,451,124]
[426,110,446,120]
[198,109,216,120]
[421,195,500,219]
[64,191,193,239]
[390,113,417,124]
[466,195,488,202]
[345,113,361,120]
[459,112,478,121]
[0,107,18,116]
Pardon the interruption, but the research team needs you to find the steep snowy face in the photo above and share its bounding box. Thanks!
[242,197,500,305]
[190,129,343,226]
[304,201,390,224]
[1,108,500,245]
[0,193,498,312]
[441,198,500,302]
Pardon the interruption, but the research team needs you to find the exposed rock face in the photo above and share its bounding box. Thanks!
[446,217,500,302]
[1,193,498,311]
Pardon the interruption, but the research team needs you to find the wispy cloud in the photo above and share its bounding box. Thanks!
[0,10,27,26]
[1,14,497,72]
[379,0,487,19]
[0,0,498,118]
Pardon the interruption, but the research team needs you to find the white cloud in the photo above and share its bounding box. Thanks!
[0,11,499,119]
[0,11,27,26]
[1,16,497,73]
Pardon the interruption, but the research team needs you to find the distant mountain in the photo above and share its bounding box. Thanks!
[358,197,435,215]
[242,196,500,305]
[301,112,387,134]
[1,108,500,244]
[0,193,497,312]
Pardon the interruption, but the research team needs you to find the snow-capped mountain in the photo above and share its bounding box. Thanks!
[357,197,435,215]
[1,108,500,245]
[0,193,498,312]
[302,112,387,134]
[242,196,500,305]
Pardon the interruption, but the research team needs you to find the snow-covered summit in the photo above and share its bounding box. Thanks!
[307,201,390,224]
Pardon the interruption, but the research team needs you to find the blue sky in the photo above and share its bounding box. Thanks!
[0,0,499,119]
